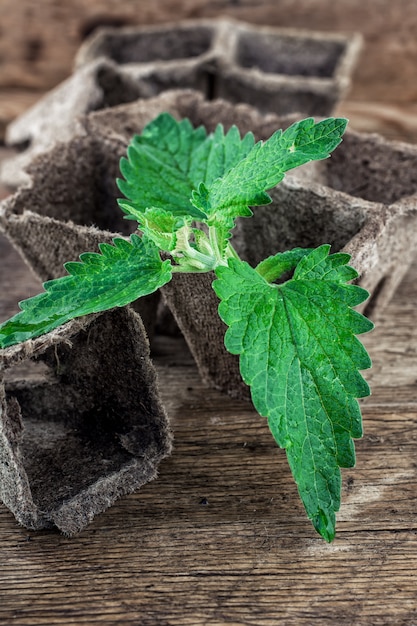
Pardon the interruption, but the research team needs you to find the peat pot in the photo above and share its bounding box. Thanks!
[87,91,417,397]
[75,18,361,117]
[0,89,303,401]
[81,91,417,396]
[1,18,361,188]
[2,89,417,402]
[213,20,361,116]
[0,126,159,338]
[0,307,172,533]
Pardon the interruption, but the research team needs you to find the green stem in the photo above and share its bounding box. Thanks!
[171,226,240,273]
[171,264,211,274]
[209,226,224,265]
[186,246,215,268]
[170,236,217,273]
[225,242,241,261]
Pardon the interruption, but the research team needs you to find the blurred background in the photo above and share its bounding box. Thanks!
[0,0,416,143]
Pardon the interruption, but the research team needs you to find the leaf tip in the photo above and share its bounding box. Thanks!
[312,508,336,543]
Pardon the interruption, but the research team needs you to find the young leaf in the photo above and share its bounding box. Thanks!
[0,235,172,348]
[139,207,184,252]
[117,112,255,222]
[192,117,348,224]
[213,246,373,541]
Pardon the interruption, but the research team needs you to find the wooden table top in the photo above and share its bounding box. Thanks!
[2,1,417,617]
[0,224,416,625]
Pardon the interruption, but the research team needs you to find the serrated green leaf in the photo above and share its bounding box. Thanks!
[0,235,172,347]
[192,117,348,225]
[117,112,255,223]
[213,245,373,541]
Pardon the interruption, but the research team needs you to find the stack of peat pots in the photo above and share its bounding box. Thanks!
[1,19,361,188]
[1,19,417,534]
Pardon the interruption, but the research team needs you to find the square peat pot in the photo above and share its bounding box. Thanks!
[81,91,417,398]
[74,18,361,118]
[2,20,220,189]
[1,58,151,189]
[215,21,362,116]
[0,128,159,338]
[1,18,361,189]
[233,128,417,320]
[75,19,218,93]
[0,307,172,534]
[0,89,303,402]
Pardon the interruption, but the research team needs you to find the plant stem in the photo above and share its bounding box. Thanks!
[171,226,242,273]
[225,243,241,261]
[208,226,224,266]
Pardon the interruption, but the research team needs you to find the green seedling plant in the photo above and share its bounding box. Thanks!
[0,113,373,541]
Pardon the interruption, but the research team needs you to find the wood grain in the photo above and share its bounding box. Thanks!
[2,4,417,618]
[1,226,417,625]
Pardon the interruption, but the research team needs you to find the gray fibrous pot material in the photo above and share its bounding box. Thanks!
[75,20,218,69]
[81,89,302,147]
[2,58,151,189]
[1,18,361,188]
[75,19,218,99]
[233,128,417,318]
[324,130,417,314]
[160,272,249,400]
[215,21,362,117]
[0,307,172,534]
[75,19,361,118]
[0,129,159,338]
